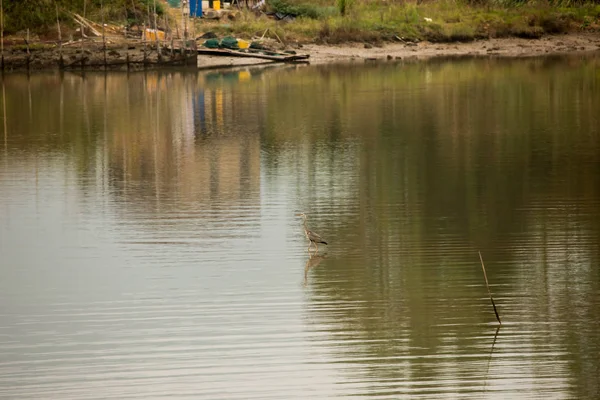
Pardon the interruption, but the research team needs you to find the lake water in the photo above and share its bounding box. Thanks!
[1,55,599,399]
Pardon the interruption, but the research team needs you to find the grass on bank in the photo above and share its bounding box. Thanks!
[1,0,599,44]
[1,0,166,37]
[203,0,600,43]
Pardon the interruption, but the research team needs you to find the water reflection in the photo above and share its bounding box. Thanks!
[303,253,327,287]
[1,54,599,399]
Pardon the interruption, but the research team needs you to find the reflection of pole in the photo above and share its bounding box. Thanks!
[2,77,6,151]
[123,75,129,196]
[103,73,108,195]
[59,75,64,140]
[154,75,160,207]
[28,74,32,122]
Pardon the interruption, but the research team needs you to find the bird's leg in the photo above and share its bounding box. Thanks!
[315,242,319,253]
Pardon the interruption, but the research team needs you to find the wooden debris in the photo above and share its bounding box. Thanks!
[72,13,102,37]
[197,47,309,63]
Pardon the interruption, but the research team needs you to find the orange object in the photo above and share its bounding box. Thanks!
[143,29,165,41]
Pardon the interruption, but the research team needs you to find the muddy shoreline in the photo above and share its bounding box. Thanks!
[305,33,600,65]
[1,33,599,72]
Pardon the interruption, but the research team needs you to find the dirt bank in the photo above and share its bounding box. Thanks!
[304,33,600,64]
[1,33,599,72]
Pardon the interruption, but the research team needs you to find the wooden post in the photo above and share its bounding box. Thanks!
[154,0,161,61]
[81,0,86,70]
[1,0,4,71]
[80,22,86,69]
[191,3,196,46]
[183,0,188,42]
[26,29,30,71]
[124,6,129,71]
[55,1,63,69]
[142,23,147,66]
[83,0,87,35]
[101,0,107,67]
[166,15,173,58]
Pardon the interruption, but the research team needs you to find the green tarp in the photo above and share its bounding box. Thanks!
[202,37,240,50]
[166,0,180,7]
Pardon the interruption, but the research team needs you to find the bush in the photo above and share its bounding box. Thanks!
[2,0,165,34]
[268,0,329,19]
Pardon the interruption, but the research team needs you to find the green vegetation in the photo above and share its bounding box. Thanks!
[209,0,600,43]
[2,0,165,36]
[1,0,599,43]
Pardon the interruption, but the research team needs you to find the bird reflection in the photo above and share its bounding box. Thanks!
[303,253,326,287]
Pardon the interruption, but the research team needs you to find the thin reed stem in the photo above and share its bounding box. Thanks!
[479,251,502,325]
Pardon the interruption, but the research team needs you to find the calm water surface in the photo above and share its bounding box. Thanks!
[1,56,599,399]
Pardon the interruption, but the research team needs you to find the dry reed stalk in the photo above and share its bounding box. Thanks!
[479,251,502,325]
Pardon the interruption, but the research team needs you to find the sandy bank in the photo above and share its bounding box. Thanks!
[304,33,600,65]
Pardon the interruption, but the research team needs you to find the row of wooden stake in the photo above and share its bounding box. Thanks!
[0,0,198,71]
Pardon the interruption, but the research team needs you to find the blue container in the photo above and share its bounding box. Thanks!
[189,0,202,17]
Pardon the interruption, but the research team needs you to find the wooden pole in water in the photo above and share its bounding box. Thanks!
[479,251,502,325]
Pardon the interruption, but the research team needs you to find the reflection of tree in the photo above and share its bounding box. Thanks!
[2,71,263,236]
[3,56,599,397]
[258,56,599,397]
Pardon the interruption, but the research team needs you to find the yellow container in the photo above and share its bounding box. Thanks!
[237,39,249,49]
[214,1,220,9]
[143,28,165,41]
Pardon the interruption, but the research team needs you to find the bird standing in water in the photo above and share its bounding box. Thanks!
[297,213,328,253]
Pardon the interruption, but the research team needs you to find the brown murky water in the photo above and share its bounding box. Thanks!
[1,56,599,399]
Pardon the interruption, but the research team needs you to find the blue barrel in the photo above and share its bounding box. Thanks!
[190,0,202,17]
